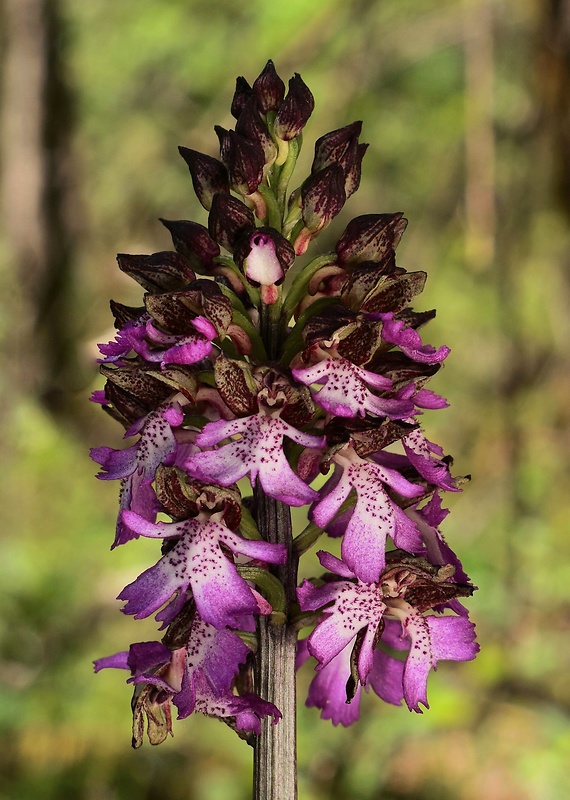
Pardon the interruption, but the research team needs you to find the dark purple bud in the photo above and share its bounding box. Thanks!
[367,350,441,388]
[231,75,253,118]
[214,355,259,416]
[216,126,265,195]
[273,74,315,141]
[344,141,368,199]
[208,193,255,251]
[301,303,356,348]
[101,364,174,415]
[154,465,200,521]
[109,300,144,327]
[341,256,401,310]
[301,164,347,233]
[178,147,229,211]
[145,281,232,338]
[160,219,220,273]
[252,59,286,113]
[335,213,408,265]
[312,121,362,173]
[360,271,428,315]
[312,123,367,200]
[235,97,277,165]
[336,318,383,366]
[117,251,196,293]
[102,380,154,426]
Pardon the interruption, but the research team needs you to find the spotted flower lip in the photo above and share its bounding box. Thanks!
[292,357,415,419]
[94,616,281,736]
[402,426,459,492]
[298,552,478,712]
[312,447,423,583]
[186,413,326,507]
[369,611,479,712]
[90,403,183,546]
[118,511,287,629]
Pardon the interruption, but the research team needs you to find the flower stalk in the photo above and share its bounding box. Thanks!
[253,492,298,800]
[90,60,478,800]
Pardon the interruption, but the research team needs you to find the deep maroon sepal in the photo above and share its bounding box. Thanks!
[159,219,220,273]
[117,252,196,294]
[301,164,347,233]
[217,128,265,196]
[178,147,230,211]
[252,60,286,113]
[336,213,408,265]
[208,193,255,251]
[231,75,253,118]
[109,300,144,327]
[274,73,315,141]
[235,98,277,165]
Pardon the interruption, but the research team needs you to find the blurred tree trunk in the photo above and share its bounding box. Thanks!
[541,0,570,219]
[1,0,81,423]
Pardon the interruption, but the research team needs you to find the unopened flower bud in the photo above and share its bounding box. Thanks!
[178,147,229,211]
[335,213,408,265]
[235,98,278,166]
[312,122,368,200]
[231,75,253,118]
[116,251,196,293]
[312,121,362,172]
[273,74,314,141]
[159,219,220,273]
[252,59,286,113]
[208,193,255,251]
[215,127,265,196]
[301,164,347,233]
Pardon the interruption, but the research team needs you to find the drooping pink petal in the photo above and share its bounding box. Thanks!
[368,648,405,706]
[408,494,472,589]
[316,550,356,579]
[379,313,450,364]
[97,316,149,363]
[403,427,458,492]
[292,358,414,419]
[113,473,160,547]
[304,639,362,726]
[118,513,286,628]
[413,387,448,409]
[187,672,281,733]
[391,608,479,712]
[187,413,325,506]
[313,453,423,583]
[93,651,130,672]
[298,579,386,678]
[92,403,182,484]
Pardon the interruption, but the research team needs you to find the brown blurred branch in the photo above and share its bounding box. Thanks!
[1,0,82,423]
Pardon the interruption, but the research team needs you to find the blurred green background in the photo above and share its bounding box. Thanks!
[1,0,570,797]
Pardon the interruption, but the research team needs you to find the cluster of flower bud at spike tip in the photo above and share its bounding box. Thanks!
[91,60,478,745]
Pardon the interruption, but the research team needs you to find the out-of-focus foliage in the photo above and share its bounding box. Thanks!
[1,0,569,798]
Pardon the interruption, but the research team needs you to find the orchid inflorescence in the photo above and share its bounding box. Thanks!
[91,60,478,747]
